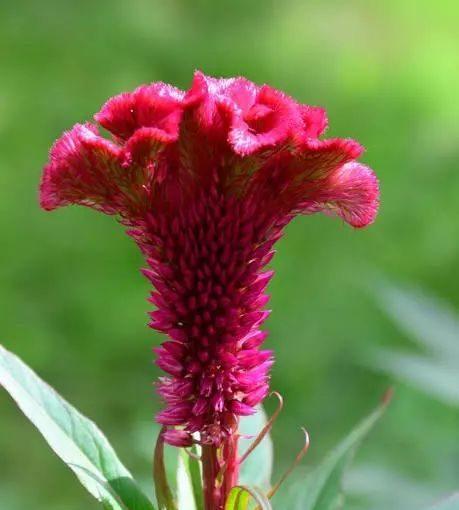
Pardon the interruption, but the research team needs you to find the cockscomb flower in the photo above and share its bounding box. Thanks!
[40,71,379,508]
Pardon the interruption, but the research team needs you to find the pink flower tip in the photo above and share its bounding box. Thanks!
[162,428,194,447]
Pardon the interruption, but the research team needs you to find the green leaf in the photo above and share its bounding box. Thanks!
[372,349,459,406]
[376,282,459,359]
[0,345,155,510]
[225,486,249,510]
[71,464,128,510]
[225,486,272,510]
[102,501,119,510]
[428,493,459,510]
[177,447,203,510]
[154,428,177,510]
[238,406,273,490]
[372,282,459,406]
[283,393,391,510]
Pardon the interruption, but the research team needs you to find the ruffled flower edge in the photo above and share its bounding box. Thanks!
[40,71,379,229]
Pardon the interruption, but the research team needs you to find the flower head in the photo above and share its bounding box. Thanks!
[40,72,379,447]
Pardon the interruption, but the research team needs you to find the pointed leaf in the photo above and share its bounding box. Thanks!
[103,501,120,510]
[428,493,459,510]
[0,345,155,510]
[154,428,177,510]
[177,447,203,510]
[225,486,272,510]
[225,486,250,510]
[373,282,459,406]
[177,451,196,510]
[283,392,391,510]
[376,282,459,359]
[71,464,129,510]
[371,349,459,406]
[238,406,273,489]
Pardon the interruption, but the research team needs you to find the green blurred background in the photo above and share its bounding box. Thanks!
[1,1,458,508]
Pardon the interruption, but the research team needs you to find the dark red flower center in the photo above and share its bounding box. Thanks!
[132,183,276,444]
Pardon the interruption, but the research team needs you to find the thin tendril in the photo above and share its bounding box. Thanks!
[239,391,284,464]
[268,427,310,499]
[184,447,201,461]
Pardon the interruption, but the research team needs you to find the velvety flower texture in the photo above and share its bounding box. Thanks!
[40,72,379,449]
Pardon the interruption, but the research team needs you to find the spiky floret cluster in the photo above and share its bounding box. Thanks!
[40,72,379,447]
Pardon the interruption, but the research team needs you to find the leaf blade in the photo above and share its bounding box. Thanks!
[428,493,459,510]
[238,406,274,490]
[0,345,155,510]
[372,349,459,405]
[154,428,177,510]
[285,393,391,510]
[177,447,203,510]
[376,282,459,360]
[225,486,272,510]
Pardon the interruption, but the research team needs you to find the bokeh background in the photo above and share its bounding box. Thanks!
[1,1,458,508]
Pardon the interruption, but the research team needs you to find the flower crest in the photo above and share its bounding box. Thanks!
[41,71,378,228]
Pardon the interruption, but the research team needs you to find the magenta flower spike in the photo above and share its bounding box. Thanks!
[40,72,379,509]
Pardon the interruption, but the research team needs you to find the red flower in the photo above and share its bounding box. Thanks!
[40,72,378,449]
